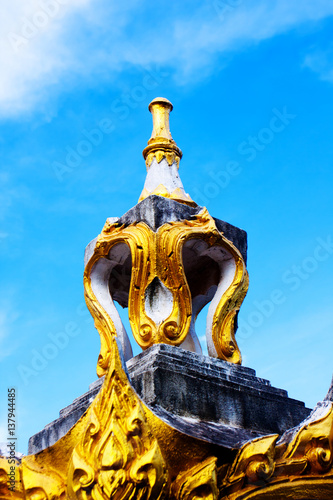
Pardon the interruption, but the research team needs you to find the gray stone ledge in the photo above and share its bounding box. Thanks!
[28,344,311,455]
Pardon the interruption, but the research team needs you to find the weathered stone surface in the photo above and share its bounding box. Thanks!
[128,344,310,435]
[149,405,266,449]
[115,195,247,262]
[118,195,201,231]
[277,400,332,448]
[28,344,310,454]
[213,217,247,264]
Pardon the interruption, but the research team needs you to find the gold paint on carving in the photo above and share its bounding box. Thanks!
[140,98,196,206]
[281,403,333,472]
[84,208,248,372]
[16,319,168,500]
[218,403,333,499]
[144,151,181,170]
[67,334,168,500]
[84,220,192,362]
[172,457,219,499]
[22,459,66,500]
[9,388,333,500]
[142,98,182,168]
[221,435,277,491]
[155,208,248,364]
[138,186,196,207]
[0,456,23,499]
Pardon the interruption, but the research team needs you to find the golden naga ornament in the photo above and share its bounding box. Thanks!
[1,98,332,500]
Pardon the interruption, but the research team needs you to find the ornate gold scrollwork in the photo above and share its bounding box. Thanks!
[156,208,248,364]
[9,371,333,500]
[0,457,23,500]
[21,460,66,500]
[67,335,168,500]
[279,401,333,475]
[218,402,333,499]
[220,435,277,494]
[172,457,218,500]
[84,208,248,375]
[13,322,167,500]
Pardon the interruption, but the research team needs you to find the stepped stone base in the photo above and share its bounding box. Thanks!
[28,344,311,454]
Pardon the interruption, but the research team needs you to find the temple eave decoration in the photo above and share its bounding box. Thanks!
[1,97,332,499]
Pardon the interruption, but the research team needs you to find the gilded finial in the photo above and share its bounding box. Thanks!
[139,97,195,206]
[149,97,173,142]
[142,97,182,168]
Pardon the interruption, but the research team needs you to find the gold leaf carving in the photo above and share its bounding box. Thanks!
[224,435,277,487]
[144,151,180,170]
[0,456,23,500]
[219,403,333,499]
[84,209,248,372]
[67,335,168,500]
[172,457,218,500]
[281,402,333,474]
[21,458,66,500]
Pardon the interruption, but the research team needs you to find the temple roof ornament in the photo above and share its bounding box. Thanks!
[1,98,332,500]
[140,97,195,206]
[83,98,249,371]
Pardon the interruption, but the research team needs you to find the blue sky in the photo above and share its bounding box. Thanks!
[1,0,333,454]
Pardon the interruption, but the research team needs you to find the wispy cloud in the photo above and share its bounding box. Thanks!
[0,0,93,116]
[303,44,333,83]
[1,0,333,117]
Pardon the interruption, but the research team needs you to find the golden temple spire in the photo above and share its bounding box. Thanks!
[140,97,195,206]
[142,97,182,165]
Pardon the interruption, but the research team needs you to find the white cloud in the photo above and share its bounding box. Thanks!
[0,0,93,116]
[1,0,333,117]
[303,45,333,83]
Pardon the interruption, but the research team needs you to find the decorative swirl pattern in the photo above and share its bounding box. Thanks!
[84,208,248,374]
[67,335,168,500]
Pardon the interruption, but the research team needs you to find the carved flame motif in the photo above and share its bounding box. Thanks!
[67,336,168,500]
[172,457,219,500]
[84,208,248,377]
[21,461,66,500]
[218,402,333,499]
